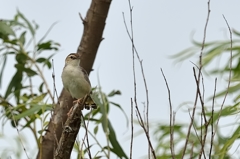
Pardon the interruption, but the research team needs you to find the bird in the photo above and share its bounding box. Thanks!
[61,53,97,112]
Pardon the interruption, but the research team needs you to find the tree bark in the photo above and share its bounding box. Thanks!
[36,0,112,158]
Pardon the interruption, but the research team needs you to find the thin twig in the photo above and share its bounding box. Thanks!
[124,0,150,132]
[130,98,134,159]
[199,120,207,159]
[193,69,208,159]
[135,106,156,158]
[181,0,211,157]
[215,15,233,129]
[33,59,54,102]
[10,109,30,159]
[187,109,201,144]
[81,110,93,159]
[78,12,86,24]
[52,59,59,105]
[88,131,109,157]
[209,78,217,158]
[201,112,203,148]
[123,0,151,157]
[188,109,206,159]
[181,68,199,158]
[193,68,207,123]
[160,68,175,158]
[188,109,207,159]
[211,15,232,158]
[190,141,194,159]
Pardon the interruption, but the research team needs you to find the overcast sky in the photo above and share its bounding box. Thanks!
[1,0,240,158]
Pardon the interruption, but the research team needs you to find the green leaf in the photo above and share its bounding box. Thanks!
[202,42,230,66]
[205,104,239,124]
[96,95,108,133]
[14,103,51,121]
[36,54,55,69]
[15,63,37,77]
[3,38,18,45]
[108,120,128,159]
[38,82,44,93]
[17,10,35,36]
[36,57,46,63]
[0,21,15,36]
[108,90,121,97]
[218,126,240,159]
[233,29,240,37]
[38,21,58,44]
[0,54,7,88]
[213,83,240,98]
[109,101,128,127]
[100,93,108,133]
[30,93,47,104]
[14,104,42,120]
[24,68,37,77]
[19,31,26,45]
[94,125,98,135]
[45,60,51,68]
[15,53,28,64]
[46,54,55,68]
[4,70,23,100]
[170,47,199,63]
[37,41,59,51]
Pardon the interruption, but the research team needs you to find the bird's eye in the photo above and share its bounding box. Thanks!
[70,56,74,59]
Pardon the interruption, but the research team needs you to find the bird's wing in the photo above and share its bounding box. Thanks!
[80,66,91,86]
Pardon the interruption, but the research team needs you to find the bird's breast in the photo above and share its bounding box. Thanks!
[62,65,91,99]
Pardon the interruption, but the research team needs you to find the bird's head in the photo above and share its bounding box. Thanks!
[65,53,80,66]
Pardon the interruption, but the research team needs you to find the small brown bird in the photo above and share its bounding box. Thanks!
[61,53,97,111]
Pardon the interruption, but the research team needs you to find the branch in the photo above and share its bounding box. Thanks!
[160,68,175,159]
[215,15,233,128]
[181,0,211,157]
[123,0,153,157]
[130,98,134,159]
[36,0,112,158]
[209,78,217,158]
[54,95,87,159]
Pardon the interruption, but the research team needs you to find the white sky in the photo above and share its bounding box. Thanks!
[1,0,240,158]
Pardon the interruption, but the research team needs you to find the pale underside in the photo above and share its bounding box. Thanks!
[62,64,91,99]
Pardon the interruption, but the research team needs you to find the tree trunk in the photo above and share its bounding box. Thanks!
[36,0,112,158]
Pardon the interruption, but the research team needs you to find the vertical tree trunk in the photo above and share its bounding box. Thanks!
[36,0,112,158]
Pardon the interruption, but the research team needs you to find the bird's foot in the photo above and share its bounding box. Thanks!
[67,98,84,116]
[67,107,73,116]
[73,98,83,105]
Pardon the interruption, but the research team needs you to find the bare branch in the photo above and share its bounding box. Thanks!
[193,68,207,123]
[78,12,86,24]
[135,106,156,159]
[123,0,153,158]
[181,0,211,157]
[209,78,217,158]
[37,1,111,158]
[81,112,92,159]
[11,109,30,159]
[215,15,233,127]
[54,95,87,159]
[51,59,59,105]
[130,98,134,159]
[160,68,175,158]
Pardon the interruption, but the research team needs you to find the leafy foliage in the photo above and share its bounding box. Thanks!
[167,29,240,158]
[0,11,129,159]
[172,30,240,101]
[0,10,59,133]
[75,88,129,159]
